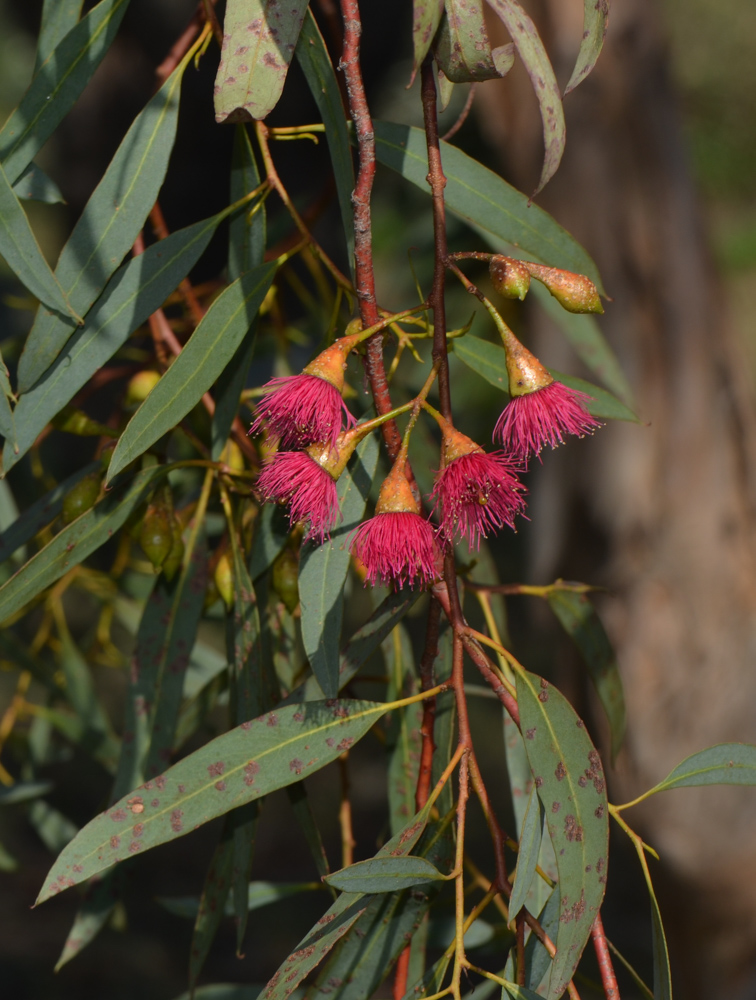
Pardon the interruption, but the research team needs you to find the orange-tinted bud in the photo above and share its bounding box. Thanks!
[523,263,603,314]
[490,256,531,301]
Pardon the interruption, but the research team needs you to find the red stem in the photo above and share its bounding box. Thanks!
[592,913,621,999]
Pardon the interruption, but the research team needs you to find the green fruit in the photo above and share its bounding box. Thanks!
[214,553,234,610]
[139,504,173,570]
[272,547,299,614]
[489,256,531,301]
[125,370,161,407]
[161,520,185,582]
[62,473,101,525]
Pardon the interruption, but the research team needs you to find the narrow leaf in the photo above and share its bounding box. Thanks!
[435,2,514,82]
[547,590,625,763]
[190,830,235,988]
[452,334,639,422]
[642,743,756,798]
[484,0,565,194]
[516,669,609,999]
[372,121,603,291]
[37,699,394,902]
[214,0,310,123]
[412,0,445,79]
[0,160,78,319]
[0,465,167,625]
[19,52,193,393]
[296,10,355,276]
[55,871,123,970]
[12,163,65,205]
[647,870,672,1000]
[35,0,85,71]
[107,264,276,481]
[0,0,130,186]
[325,856,446,894]
[507,786,543,920]
[228,125,266,278]
[298,433,380,698]
[0,780,54,805]
[385,623,422,835]
[502,985,545,1000]
[564,0,610,96]
[159,881,322,919]
[249,503,291,581]
[4,209,233,472]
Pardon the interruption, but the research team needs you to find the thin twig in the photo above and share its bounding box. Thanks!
[591,913,621,999]
[440,84,477,143]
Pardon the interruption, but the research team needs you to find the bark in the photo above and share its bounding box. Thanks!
[478,2,756,996]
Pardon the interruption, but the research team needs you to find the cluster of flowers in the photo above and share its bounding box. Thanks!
[252,260,602,590]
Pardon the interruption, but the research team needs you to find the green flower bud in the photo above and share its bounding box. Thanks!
[62,473,101,525]
[272,547,300,614]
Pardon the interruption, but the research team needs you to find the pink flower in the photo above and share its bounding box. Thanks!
[257,450,339,544]
[250,373,354,450]
[493,381,601,462]
[350,512,439,589]
[432,450,526,548]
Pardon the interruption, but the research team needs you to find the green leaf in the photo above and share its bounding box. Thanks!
[564,0,610,96]
[190,829,235,989]
[484,0,565,194]
[214,0,310,123]
[59,628,119,759]
[228,125,266,278]
[55,870,123,970]
[641,743,756,798]
[159,881,322,919]
[451,334,639,422]
[4,209,234,473]
[298,433,380,699]
[523,887,560,994]
[28,800,78,853]
[173,988,268,1000]
[0,462,100,564]
[647,870,672,1000]
[18,51,194,393]
[12,163,65,205]
[37,699,397,902]
[435,1,514,83]
[35,0,84,72]
[0,0,130,186]
[530,281,635,408]
[502,985,546,1000]
[372,121,603,291]
[32,704,120,773]
[0,780,54,805]
[516,669,609,1000]
[507,785,543,921]
[0,465,166,625]
[107,263,276,481]
[547,589,626,763]
[296,10,355,278]
[412,1,445,80]
[385,623,422,835]
[0,839,17,871]
[0,160,79,320]
[287,783,331,880]
[325,856,446,894]
[249,503,291,581]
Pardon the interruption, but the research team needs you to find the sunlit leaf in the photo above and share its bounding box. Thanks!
[372,121,603,291]
[298,434,380,699]
[35,0,84,71]
[484,0,565,194]
[516,669,609,999]
[640,743,756,799]
[37,699,398,902]
[547,589,626,763]
[564,0,610,96]
[214,0,310,123]
[107,264,276,481]
[19,51,194,393]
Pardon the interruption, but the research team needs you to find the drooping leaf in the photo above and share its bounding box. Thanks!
[411,0,444,80]
[502,985,546,1000]
[523,887,560,994]
[0,840,17,872]
[228,125,266,278]
[0,461,99,564]
[0,780,54,805]
[35,0,85,71]
[12,163,65,205]
[298,433,380,698]
[0,160,79,320]
[641,743,756,798]
[190,829,236,989]
[262,802,436,1000]
[547,589,626,763]
[325,856,446,894]
[159,881,323,919]
[507,785,543,921]
[516,669,609,999]
[647,867,672,1000]
[249,503,291,581]
[0,0,130,186]
[401,953,451,1000]
[287,783,331,880]
[451,334,639,422]
[0,465,166,625]
[296,10,355,278]
[32,704,119,774]
[59,628,119,758]
[28,800,77,854]
[107,264,276,481]
[435,1,514,82]
[564,0,610,96]
[4,208,235,472]
[214,0,310,123]
[37,699,398,902]
[484,0,565,194]
[384,623,422,835]
[55,870,124,970]
[372,121,603,290]
[18,50,195,393]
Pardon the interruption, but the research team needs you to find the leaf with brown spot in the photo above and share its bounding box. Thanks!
[515,668,608,999]
[434,0,514,83]
[564,0,610,96]
[214,0,310,123]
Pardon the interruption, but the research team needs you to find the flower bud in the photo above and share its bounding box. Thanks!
[524,262,603,314]
[489,256,531,301]
[125,370,161,407]
[272,547,299,613]
[161,520,185,582]
[62,473,101,525]
[139,503,173,571]
[214,552,234,610]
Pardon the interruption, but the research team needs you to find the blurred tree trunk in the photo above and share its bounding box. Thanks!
[479,2,756,996]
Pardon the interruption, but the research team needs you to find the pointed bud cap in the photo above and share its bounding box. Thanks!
[524,262,603,314]
[489,256,531,301]
[500,327,554,399]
